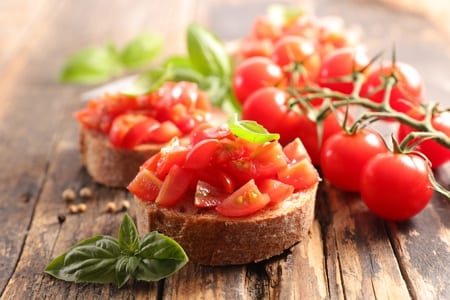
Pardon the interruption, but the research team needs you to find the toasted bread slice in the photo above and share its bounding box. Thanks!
[79,127,163,187]
[133,182,317,266]
[79,110,228,187]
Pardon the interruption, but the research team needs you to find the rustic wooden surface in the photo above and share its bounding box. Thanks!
[0,0,449,299]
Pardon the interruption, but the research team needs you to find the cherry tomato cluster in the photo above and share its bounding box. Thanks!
[74,81,211,149]
[232,11,450,221]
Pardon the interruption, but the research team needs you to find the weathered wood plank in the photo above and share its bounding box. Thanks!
[321,182,411,299]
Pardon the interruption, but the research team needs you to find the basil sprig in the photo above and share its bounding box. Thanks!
[45,214,188,288]
[228,115,280,144]
[60,33,163,84]
[123,23,239,113]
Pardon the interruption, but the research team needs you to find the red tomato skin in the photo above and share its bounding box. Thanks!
[398,111,450,168]
[271,35,321,84]
[278,158,320,190]
[156,165,192,207]
[184,139,221,169]
[241,87,296,144]
[233,57,284,104]
[282,138,310,163]
[361,62,424,114]
[127,169,162,202]
[257,179,294,205]
[318,47,369,94]
[215,179,270,217]
[320,129,388,192]
[360,153,434,221]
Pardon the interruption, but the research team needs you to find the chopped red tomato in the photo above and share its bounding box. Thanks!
[127,169,162,202]
[215,179,270,217]
[278,158,319,190]
[257,179,294,205]
[282,138,310,163]
[155,141,189,179]
[74,81,213,149]
[128,124,319,217]
[194,181,227,208]
[156,165,192,207]
[184,139,221,169]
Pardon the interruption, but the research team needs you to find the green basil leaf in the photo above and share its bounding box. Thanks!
[115,256,140,288]
[134,231,188,282]
[170,67,206,84]
[187,23,231,78]
[60,43,123,84]
[229,115,280,143]
[120,32,163,68]
[118,214,140,255]
[44,236,120,285]
[121,67,172,96]
[163,55,193,69]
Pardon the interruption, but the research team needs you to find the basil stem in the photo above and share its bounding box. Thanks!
[44,214,188,288]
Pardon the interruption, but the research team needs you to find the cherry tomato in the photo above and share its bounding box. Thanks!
[398,110,450,168]
[360,152,434,221]
[241,87,297,144]
[320,129,388,191]
[251,16,281,41]
[318,47,369,94]
[215,179,270,217]
[239,37,273,58]
[361,62,424,113]
[233,57,284,104]
[271,35,321,85]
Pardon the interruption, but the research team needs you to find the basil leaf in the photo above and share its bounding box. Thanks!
[187,23,231,78]
[115,256,140,288]
[134,231,188,281]
[121,67,172,96]
[163,55,193,69]
[60,43,123,84]
[44,214,188,287]
[44,236,120,285]
[118,214,140,255]
[120,33,163,68]
[229,115,280,143]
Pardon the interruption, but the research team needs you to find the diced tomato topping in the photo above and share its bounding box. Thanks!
[156,165,192,207]
[257,179,294,205]
[283,138,310,163]
[155,141,189,179]
[128,125,319,217]
[127,169,162,202]
[74,81,213,148]
[215,179,270,217]
[194,181,227,208]
[278,158,320,190]
[184,139,221,169]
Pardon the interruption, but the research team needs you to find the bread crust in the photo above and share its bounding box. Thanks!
[79,127,162,187]
[133,183,317,266]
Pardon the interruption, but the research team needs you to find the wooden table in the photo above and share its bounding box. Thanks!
[1,0,449,299]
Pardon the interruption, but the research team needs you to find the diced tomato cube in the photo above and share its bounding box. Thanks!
[184,139,221,169]
[215,179,270,217]
[278,158,319,190]
[127,169,162,202]
[156,165,193,207]
[283,138,310,163]
[194,180,227,208]
[257,178,294,205]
